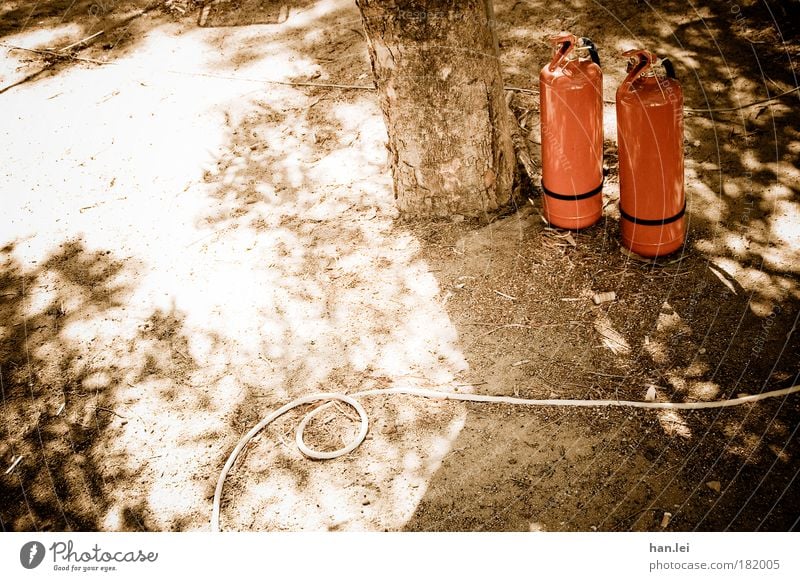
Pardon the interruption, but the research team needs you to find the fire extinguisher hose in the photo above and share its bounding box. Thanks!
[211,381,800,531]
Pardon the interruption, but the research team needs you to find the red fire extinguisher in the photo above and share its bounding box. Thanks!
[540,32,604,230]
[616,49,686,257]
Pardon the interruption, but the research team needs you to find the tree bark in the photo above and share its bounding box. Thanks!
[357,0,518,220]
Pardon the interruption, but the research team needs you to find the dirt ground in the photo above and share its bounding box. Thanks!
[1,0,799,532]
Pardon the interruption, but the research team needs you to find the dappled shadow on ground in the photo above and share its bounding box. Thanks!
[197,0,370,87]
[197,0,316,27]
[399,212,799,531]
[0,0,168,55]
[2,0,798,532]
[0,0,195,94]
[0,240,208,530]
[0,240,130,530]
[399,0,800,531]
[108,0,800,531]
[193,76,479,530]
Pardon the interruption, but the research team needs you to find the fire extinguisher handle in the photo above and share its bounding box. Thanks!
[661,57,677,79]
[548,32,578,72]
[620,49,655,92]
[579,37,601,67]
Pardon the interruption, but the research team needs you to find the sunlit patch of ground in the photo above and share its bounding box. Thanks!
[1,0,473,531]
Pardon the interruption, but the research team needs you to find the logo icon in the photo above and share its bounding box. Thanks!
[20,541,46,569]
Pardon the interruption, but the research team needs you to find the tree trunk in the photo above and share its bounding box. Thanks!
[357,0,518,220]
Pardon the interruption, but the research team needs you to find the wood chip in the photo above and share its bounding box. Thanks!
[592,291,616,305]
[706,480,721,493]
[708,265,738,295]
[645,385,657,401]
[594,316,630,355]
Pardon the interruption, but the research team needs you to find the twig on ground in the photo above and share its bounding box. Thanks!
[493,289,517,301]
[586,371,630,378]
[173,349,190,362]
[684,85,800,113]
[57,31,105,52]
[1,43,110,65]
[476,323,532,339]
[275,80,374,89]
[4,455,24,475]
[332,400,360,422]
[504,86,539,94]
[94,407,126,420]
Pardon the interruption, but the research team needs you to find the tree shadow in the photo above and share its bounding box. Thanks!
[397,209,799,531]
[0,239,208,531]
[183,0,800,531]
[0,0,171,51]
[197,0,369,88]
[0,0,194,94]
[197,0,316,27]
[1,239,130,530]
[192,75,483,530]
[398,0,800,531]
[2,0,798,532]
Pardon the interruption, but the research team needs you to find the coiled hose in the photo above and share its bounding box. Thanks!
[211,383,800,531]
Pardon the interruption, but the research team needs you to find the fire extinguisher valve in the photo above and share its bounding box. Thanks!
[547,32,578,72]
[622,51,677,82]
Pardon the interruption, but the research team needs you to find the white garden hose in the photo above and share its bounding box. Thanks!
[211,382,800,531]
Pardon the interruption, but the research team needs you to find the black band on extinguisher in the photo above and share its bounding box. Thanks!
[619,202,686,226]
[541,180,604,201]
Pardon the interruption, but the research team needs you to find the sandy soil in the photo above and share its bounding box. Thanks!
[1,0,799,531]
